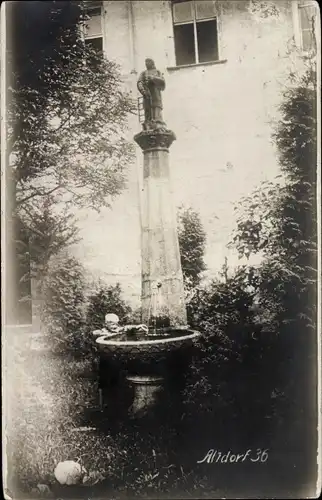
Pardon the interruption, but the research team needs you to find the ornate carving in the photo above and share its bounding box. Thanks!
[134,128,176,151]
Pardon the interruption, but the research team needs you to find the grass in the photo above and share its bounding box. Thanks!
[7,342,117,495]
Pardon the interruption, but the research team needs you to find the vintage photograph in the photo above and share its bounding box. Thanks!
[1,1,320,498]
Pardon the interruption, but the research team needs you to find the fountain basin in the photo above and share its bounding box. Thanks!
[96,328,199,349]
[96,328,200,373]
[96,328,200,361]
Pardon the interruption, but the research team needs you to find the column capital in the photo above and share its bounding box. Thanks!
[134,128,176,152]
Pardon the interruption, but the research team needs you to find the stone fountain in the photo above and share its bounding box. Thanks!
[96,58,200,415]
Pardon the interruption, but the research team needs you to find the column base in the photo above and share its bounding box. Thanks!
[126,375,164,416]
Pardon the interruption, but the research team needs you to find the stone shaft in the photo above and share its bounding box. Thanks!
[135,130,187,327]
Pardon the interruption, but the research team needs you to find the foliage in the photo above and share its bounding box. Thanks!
[183,264,250,407]
[177,206,207,292]
[10,59,135,214]
[27,196,80,275]
[10,51,135,214]
[229,64,318,462]
[247,0,280,19]
[232,65,317,330]
[127,306,143,325]
[40,251,88,354]
[86,283,132,331]
[184,264,259,412]
[8,2,82,94]
[188,266,257,332]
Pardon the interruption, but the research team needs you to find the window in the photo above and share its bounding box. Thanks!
[83,0,102,17]
[172,0,219,66]
[298,1,318,52]
[85,37,103,67]
[82,2,103,62]
[85,37,103,56]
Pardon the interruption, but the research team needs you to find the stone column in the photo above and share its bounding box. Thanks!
[134,128,187,327]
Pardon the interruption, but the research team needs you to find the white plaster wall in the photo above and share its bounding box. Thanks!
[71,0,303,307]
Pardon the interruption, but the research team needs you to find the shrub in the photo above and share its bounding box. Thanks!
[86,282,132,331]
[177,206,207,294]
[40,251,88,355]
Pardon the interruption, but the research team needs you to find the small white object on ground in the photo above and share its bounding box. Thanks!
[54,461,87,485]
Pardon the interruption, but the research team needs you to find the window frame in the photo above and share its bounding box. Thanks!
[172,0,220,66]
[84,37,104,60]
[293,0,318,53]
[80,3,104,54]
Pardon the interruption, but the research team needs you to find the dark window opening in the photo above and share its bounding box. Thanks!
[172,0,219,66]
[174,23,196,66]
[85,7,102,17]
[85,37,103,54]
[197,19,218,63]
[85,37,103,67]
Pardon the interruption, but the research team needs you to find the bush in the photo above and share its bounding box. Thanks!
[182,267,279,437]
[40,251,88,355]
[86,282,132,331]
[187,266,258,361]
[177,206,207,293]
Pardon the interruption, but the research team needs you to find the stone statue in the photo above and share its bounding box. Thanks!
[137,58,166,129]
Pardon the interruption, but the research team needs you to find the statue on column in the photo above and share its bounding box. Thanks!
[137,58,166,130]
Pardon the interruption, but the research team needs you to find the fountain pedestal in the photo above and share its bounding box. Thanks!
[126,375,163,415]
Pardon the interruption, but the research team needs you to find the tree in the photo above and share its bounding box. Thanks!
[7,1,136,271]
[27,196,80,274]
[177,206,207,292]
[9,30,136,213]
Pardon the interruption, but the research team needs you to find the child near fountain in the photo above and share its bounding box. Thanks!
[93,313,148,337]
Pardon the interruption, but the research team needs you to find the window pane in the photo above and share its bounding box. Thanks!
[86,7,102,16]
[85,37,103,66]
[85,37,103,52]
[174,23,196,65]
[195,1,217,20]
[173,1,193,23]
[84,0,102,10]
[197,19,218,62]
[84,13,102,38]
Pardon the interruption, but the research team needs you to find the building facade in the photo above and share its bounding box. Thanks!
[71,0,318,306]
